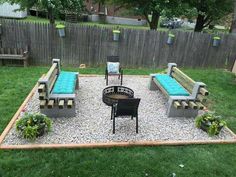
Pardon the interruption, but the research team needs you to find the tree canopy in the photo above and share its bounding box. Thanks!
[183,0,234,32]
[230,0,236,33]
[2,0,84,24]
[101,0,234,31]
[106,0,183,30]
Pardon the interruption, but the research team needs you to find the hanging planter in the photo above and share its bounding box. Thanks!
[56,24,66,37]
[213,36,221,47]
[167,33,175,45]
[113,30,120,41]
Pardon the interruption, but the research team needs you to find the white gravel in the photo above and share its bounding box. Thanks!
[2,76,235,145]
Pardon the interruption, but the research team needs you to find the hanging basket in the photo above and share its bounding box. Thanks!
[113,30,120,41]
[213,36,221,47]
[56,24,66,37]
[167,33,175,45]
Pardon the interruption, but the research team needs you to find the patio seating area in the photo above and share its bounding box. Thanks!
[38,59,79,117]
[2,76,234,146]
[149,63,208,117]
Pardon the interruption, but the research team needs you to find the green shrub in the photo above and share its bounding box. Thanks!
[16,113,52,140]
[195,112,226,136]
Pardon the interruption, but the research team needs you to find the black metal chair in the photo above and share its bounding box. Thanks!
[111,98,141,134]
[105,56,123,85]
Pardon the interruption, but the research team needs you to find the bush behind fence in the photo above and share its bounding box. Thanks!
[0,19,236,69]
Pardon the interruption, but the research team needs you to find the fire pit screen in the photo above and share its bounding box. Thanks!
[102,86,134,106]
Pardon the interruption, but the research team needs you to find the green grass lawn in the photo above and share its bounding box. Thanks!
[0,66,236,177]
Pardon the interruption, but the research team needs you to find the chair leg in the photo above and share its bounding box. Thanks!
[106,75,108,85]
[113,117,115,134]
[111,107,113,120]
[121,74,123,85]
[136,115,138,133]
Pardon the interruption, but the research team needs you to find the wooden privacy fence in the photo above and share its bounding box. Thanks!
[0,19,236,68]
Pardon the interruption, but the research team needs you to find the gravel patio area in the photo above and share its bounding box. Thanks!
[2,76,235,145]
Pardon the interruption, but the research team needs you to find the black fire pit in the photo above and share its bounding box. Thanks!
[102,86,134,106]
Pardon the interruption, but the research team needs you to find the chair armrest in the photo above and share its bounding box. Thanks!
[105,67,108,74]
[119,67,123,74]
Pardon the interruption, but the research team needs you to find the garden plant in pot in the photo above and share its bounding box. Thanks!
[16,113,52,140]
[195,112,226,136]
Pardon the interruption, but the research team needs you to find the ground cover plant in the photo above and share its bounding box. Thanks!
[16,113,52,140]
[195,112,227,136]
[0,66,236,177]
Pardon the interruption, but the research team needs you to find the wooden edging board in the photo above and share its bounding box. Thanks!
[1,139,236,150]
[0,74,236,150]
[0,82,38,145]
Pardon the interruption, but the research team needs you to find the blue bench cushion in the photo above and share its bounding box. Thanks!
[155,74,190,96]
[52,71,77,94]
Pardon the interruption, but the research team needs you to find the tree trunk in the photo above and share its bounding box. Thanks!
[48,8,55,24]
[150,11,160,30]
[230,0,236,33]
[194,14,205,32]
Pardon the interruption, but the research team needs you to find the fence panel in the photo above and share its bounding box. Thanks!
[0,19,235,69]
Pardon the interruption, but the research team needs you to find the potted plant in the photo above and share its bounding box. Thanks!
[113,29,121,41]
[195,112,226,136]
[16,113,52,140]
[56,24,66,37]
[213,36,221,47]
[167,33,175,45]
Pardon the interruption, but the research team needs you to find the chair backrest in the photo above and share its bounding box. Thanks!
[116,98,141,116]
[107,56,119,62]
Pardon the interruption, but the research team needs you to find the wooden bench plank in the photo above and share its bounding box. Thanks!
[195,102,204,110]
[0,47,28,67]
[0,48,4,54]
[189,101,198,109]
[59,100,65,109]
[40,100,47,109]
[67,100,73,108]
[38,84,45,93]
[48,100,55,109]
[45,63,57,80]
[181,101,189,109]
[173,101,181,109]
[172,67,195,93]
[39,92,46,100]
[199,87,209,96]
[0,54,25,59]
[197,94,207,103]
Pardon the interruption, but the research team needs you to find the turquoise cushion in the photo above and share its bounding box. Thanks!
[155,74,190,96]
[52,71,77,94]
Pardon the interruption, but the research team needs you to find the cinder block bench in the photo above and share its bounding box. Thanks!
[38,59,79,117]
[149,63,209,117]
